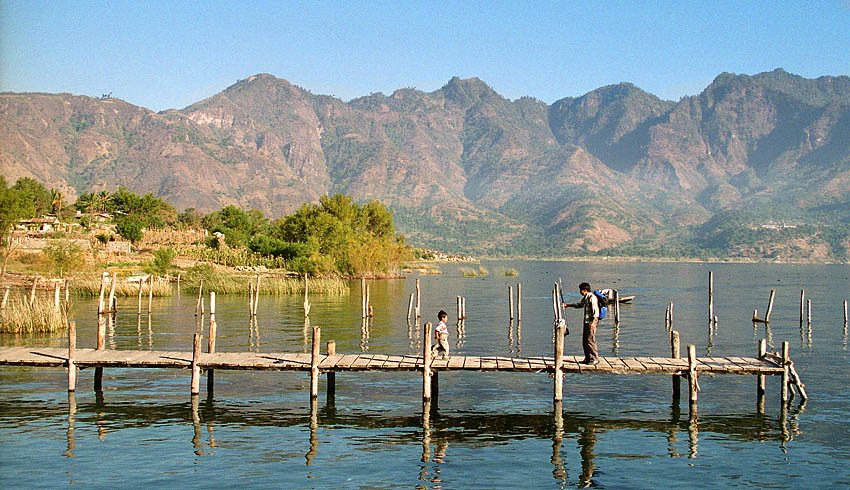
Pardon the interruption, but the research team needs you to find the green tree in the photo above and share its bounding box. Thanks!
[115,216,143,244]
[147,247,177,275]
[43,241,85,277]
[0,177,25,279]
[11,177,51,218]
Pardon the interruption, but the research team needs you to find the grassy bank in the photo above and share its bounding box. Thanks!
[72,275,174,297]
[0,295,68,334]
[182,269,348,295]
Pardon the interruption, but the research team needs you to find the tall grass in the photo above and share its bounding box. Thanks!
[460,266,478,277]
[182,270,348,295]
[72,275,174,297]
[498,267,519,277]
[0,295,68,334]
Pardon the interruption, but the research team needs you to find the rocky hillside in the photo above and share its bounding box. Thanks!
[2,69,850,259]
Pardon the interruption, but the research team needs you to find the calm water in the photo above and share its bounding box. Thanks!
[1,261,849,488]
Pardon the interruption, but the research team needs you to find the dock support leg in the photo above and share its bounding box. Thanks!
[423,322,432,401]
[554,308,565,401]
[67,321,76,392]
[687,345,698,408]
[757,338,766,412]
[326,340,336,399]
[431,371,439,406]
[781,341,790,404]
[310,326,321,399]
[671,331,680,400]
[191,333,201,396]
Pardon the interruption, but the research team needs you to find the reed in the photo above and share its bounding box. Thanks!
[73,275,173,297]
[460,266,478,277]
[182,271,348,295]
[478,265,489,275]
[0,294,68,333]
[499,267,519,277]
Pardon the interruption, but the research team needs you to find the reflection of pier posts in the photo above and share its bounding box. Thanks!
[578,423,597,488]
[551,400,566,483]
[191,394,202,455]
[688,409,699,459]
[64,392,76,458]
[306,398,318,465]
[421,401,431,463]
[666,401,681,458]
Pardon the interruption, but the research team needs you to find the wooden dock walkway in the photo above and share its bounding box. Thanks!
[0,346,784,376]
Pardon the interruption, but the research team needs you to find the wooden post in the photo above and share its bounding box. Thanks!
[64,278,69,305]
[95,286,106,391]
[554,317,565,401]
[97,273,106,315]
[456,296,462,323]
[1,285,9,309]
[137,276,143,314]
[517,283,522,324]
[29,275,38,307]
[361,278,367,318]
[423,322,432,401]
[310,325,321,399]
[253,275,260,314]
[764,289,776,323]
[687,345,698,404]
[196,279,203,316]
[669,302,674,330]
[415,278,421,320]
[461,296,466,320]
[367,284,372,317]
[614,289,620,324]
[326,340,336,398]
[176,273,181,292]
[248,281,254,317]
[708,271,714,324]
[407,293,415,323]
[807,299,812,325]
[508,286,514,322]
[54,281,61,312]
[757,338,767,400]
[108,272,116,313]
[800,289,805,327]
[844,299,848,328]
[191,333,202,395]
[671,330,680,400]
[207,292,217,394]
[67,321,76,392]
[147,276,153,313]
[781,341,790,403]
[303,275,311,317]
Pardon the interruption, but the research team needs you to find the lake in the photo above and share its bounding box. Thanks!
[1,261,849,488]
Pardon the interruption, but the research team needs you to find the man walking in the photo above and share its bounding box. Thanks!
[565,282,599,365]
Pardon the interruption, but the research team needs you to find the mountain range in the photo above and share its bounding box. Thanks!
[2,68,850,259]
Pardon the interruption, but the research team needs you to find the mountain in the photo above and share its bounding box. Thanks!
[2,68,850,259]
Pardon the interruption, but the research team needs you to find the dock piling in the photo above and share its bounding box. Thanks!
[800,289,805,327]
[207,292,217,394]
[310,326,321,399]
[687,345,698,405]
[671,330,680,399]
[508,286,514,322]
[191,333,202,395]
[781,341,790,403]
[517,283,522,324]
[708,271,714,324]
[423,322,432,401]
[67,321,76,392]
[326,340,336,398]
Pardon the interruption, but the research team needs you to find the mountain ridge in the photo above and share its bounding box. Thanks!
[2,68,850,259]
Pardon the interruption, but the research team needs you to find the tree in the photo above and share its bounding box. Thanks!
[0,178,24,279]
[11,177,50,218]
[43,241,85,277]
[50,188,64,216]
[147,247,177,275]
[115,216,143,244]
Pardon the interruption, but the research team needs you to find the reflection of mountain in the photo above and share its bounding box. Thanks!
[3,69,850,258]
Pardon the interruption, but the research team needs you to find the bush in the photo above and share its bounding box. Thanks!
[148,247,177,275]
[116,217,143,243]
[42,241,86,277]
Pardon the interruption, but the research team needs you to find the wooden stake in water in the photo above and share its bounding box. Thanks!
[764,289,776,323]
[361,278,367,318]
[147,276,153,313]
[1,285,9,309]
[781,341,790,403]
[461,296,466,320]
[248,281,254,317]
[800,289,805,327]
[757,338,767,399]
[708,271,714,324]
[415,278,421,321]
[29,275,38,307]
[303,275,311,317]
[408,293,415,323]
[108,272,116,313]
[687,345,698,405]
[614,289,620,324]
[326,340,336,398]
[67,321,76,392]
[456,296,462,323]
[191,333,202,395]
[253,275,260,314]
[671,330,680,399]
[508,286,514,322]
[54,281,61,312]
[196,279,203,317]
[807,299,812,325]
[517,283,522,324]
[137,276,143,314]
[554,315,565,401]
[844,299,848,328]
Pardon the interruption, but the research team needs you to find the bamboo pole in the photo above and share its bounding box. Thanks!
[361,278,366,318]
[461,296,466,320]
[1,285,9,309]
[407,293,415,323]
[456,296,462,323]
[196,279,203,316]
[508,286,514,322]
[29,275,38,307]
[64,278,69,305]
[671,330,680,400]
[310,325,320,399]
[366,283,371,317]
[98,273,106,315]
[303,275,311,317]
[326,340,336,398]
[781,341,790,403]
[687,345,698,404]
[708,271,714,324]
[248,281,254,317]
[176,273,181,292]
[800,289,805,327]
[844,299,848,328]
[517,283,522,324]
[191,333,202,395]
[669,302,674,330]
[764,289,776,323]
[54,281,61,312]
[423,322,432,401]
[67,321,76,392]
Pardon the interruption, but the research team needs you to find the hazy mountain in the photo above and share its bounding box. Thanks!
[2,68,849,259]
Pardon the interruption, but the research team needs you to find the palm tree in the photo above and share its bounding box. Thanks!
[50,189,63,217]
[75,192,95,214]
[95,191,110,212]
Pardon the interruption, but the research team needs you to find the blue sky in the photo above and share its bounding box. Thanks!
[1,0,848,111]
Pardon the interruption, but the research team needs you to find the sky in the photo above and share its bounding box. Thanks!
[1,0,849,111]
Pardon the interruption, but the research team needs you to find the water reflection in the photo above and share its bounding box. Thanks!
[10,396,804,486]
